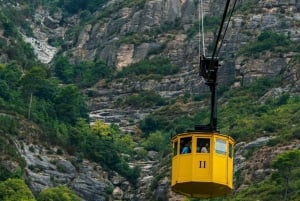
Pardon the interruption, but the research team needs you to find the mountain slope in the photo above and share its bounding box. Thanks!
[1,0,300,201]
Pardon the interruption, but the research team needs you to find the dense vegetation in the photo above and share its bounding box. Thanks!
[37,185,81,201]
[57,0,110,13]
[0,60,140,182]
[0,3,140,195]
[226,150,300,201]
[138,75,300,144]
[1,0,300,200]
[238,30,300,57]
[0,11,37,68]
[115,90,168,108]
[54,56,114,87]
[0,178,81,201]
[115,57,180,80]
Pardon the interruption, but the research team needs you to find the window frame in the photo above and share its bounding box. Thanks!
[215,138,227,155]
[173,140,178,156]
[196,138,210,153]
[180,137,192,154]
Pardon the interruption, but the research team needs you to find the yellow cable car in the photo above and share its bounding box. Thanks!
[171,56,235,198]
[171,131,235,198]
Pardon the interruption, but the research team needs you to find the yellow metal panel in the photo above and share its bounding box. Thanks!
[193,154,211,181]
[227,157,234,188]
[213,154,228,184]
[171,155,179,186]
[178,154,193,182]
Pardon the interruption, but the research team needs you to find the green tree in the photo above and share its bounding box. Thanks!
[115,57,179,78]
[115,134,135,155]
[86,0,109,12]
[58,0,87,14]
[54,56,74,83]
[239,30,290,56]
[0,80,10,100]
[20,66,56,100]
[142,131,165,152]
[0,62,22,89]
[37,185,81,201]
[73,60,113,87]
[139,115,167,137]
[0,178,36,201]
[3,21,18,38]
[91,120,116,139]
[272,150,300,201]
[54,85,88,124]
[54,57,113,87]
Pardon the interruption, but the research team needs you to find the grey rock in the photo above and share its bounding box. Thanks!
[56,160,76,174]
[244,137,271,149]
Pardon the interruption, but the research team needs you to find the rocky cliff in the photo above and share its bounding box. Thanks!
[2,0,300,200]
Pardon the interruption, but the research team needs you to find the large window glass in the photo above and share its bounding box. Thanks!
[173,141,178,156]
[180,137,192,154]
[196,138,210,153]
[215,139,226,155]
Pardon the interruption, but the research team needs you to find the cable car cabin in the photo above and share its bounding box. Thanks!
[171,131,235,198]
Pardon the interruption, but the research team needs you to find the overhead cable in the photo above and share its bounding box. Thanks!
[216,0,239,57]
[211,0,232,60]
[201,0,206,56]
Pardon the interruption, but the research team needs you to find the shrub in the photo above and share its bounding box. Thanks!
[116,90,167,108]
[0,178,35,201]
[139,115,168,137]
[0,115,19,135]
[142,131,165,152]
[37,185,81,201]
[238,31,291,56]
[54,57,113,87]
[115,57,180,79]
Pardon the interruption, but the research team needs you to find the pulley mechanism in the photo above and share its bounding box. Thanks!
[199,56,219,86]
[195,56,219,132]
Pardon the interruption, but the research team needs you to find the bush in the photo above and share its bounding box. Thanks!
[118,32,150,45]
[0,178,35,201]
[238,31,291,56]
[58,0,110,14]
[0,165,14,182]
[115,57,180,79]
[116,90,167,108]
[142,131,165,152]
[37,185,81,201]
[139,115,168,137]
[54,57,113,87]
[0,115,19,135]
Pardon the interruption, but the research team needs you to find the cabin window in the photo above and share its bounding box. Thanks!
[215,139,226,155]
[229,143,233,158]
[180,137,192,154]
[196,138,210,153]
[173,141,178,156]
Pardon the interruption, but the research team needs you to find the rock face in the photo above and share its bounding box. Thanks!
[20,7,66,64]
[86,0,300,132]
[2,0,300,200]
[88,67,207,132]
[9,123,163,201]
[234,138,300,191]
[15,0,300,133]
[8,0,300,88]
[16,142,112,201]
